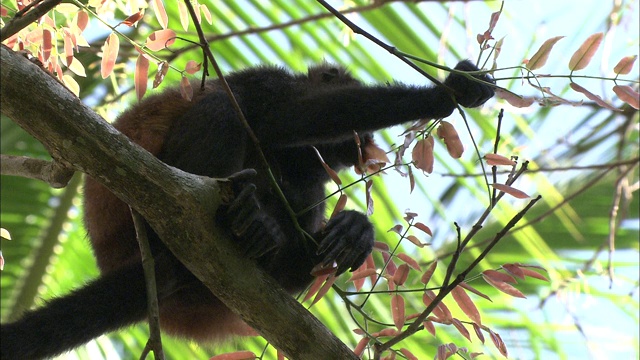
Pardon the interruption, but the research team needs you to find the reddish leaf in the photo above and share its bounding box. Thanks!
[348,269,377,283]
[414,222,433,236]
[122,11,144,27]
[482,273,525,298]
[185,60,201,74]
[146,29,176,51]
[451,285,482,325]
[408,166,415,193]
[613,85,640,109]
[100,33,119,79]
[393,264,410,286]
[420,261,437,285]
[473,323,485,344]
[519,267,550,282]
[423,290,452,320]
[330,194,347,219]
[391,294,405,330]
[303,274,329,302]
[502,264,525,280]
[397,253,421,271]
[209,351,256,360]
[180,75,193,101]
[411,137,434,173]
[313,146,342,186]
[153,0,168,29]
[483,269,516,283]
[311,274,337,306]
[437,121,464,159]
[489,329,508,357]
[406,235,429,248]
[353,337,369,356]
[526,36,564,70]
[613,55,637,75]
[495,88,536,108]
[42,29,52,62]
[491,183,529,199]
[134,54,149,100]
[458,281,492,302]
[570,82,620,111]
[63,32,74,65]
[423,320,436,336]
[74,11,89,32]
[382,252,397,277]
[484,153,516,166]
[400,348,418,360]
[374,241,390,253]
[388,224,403,235]
[451,318,471,341]
[372,328,401,338]
[569,32,603,71]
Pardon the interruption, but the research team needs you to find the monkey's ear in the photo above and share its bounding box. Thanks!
[321,68,341,82]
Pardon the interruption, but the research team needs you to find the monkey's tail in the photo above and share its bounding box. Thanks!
[0,261,148,360]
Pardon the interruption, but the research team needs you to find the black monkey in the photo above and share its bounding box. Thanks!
[0,61,494,359]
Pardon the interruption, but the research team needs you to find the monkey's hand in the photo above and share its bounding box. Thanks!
[443,60,495,108]
[222,171,286,258]
[316,210,375,275]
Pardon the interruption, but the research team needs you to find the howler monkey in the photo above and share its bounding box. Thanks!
[1,61,494,359]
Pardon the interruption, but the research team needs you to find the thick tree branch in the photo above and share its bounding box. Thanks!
[0,45,357,359]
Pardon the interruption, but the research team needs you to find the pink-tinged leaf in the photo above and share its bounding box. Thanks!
[353,337,369,356]
[423,290,452,320]
[74,11,89,32]
[393,264,410,286]
[485,153,516,166]
[406,235,429,248]
[488,10,501,33]
[153,0,168,29]
[404,211,418,222]
[313,146,342,186]
[491,183,530,199]
[374,241,390,253]
[178,1,189,30]
[526,36,564,70]
[437,121,464,159]
[400,348,418,360]
[348,269,377,283]
[310,261,337,277]
[489,329,509,357]
[613,85,640,109]
[42,29,52,62]
[362,140,390,174]
[180,75,193,101]
[366,179,374,216]
[185,60,201,74]
[470,352,484,359]
[502,264,525,280]
[63,34,74,65]
[458,281,492,302]
[382,253,397,277]
[209,350,256,360]
[122,11,144,27]
[153,61,169,88]
[411,137,434,173]
[451,285,482,325]
[391,294,405,330]
[100,33,119,79]
[388,224,403,235]
[330,194,347,219]
[482,273,526,298]
[0,6,7,16]
[303,274,328,302]
[372,328,401,338]
[277,350,285,360]
[569,32,603,71]
[423,320,436,336]
[420,261,437,285]
[519,267,550,282]
[414,222,433,236]
[570,82,620,111]
[134,54,149,100]
[613,55,637,75]
[408,166,415,193]
[146,29,176,51]
[451,318,471,341]
[200,4,213,24]
[495,88,536,108]
[473,323,485,344]
[483,269,516,283]
[311,274,337,306]
[397,253,421,271]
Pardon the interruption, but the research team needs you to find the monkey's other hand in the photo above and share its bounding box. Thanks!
[317,210,374,275]
[443,60,495,108]
[222,178,285,259]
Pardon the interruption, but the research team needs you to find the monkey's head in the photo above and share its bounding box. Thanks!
[307,63,360,86]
